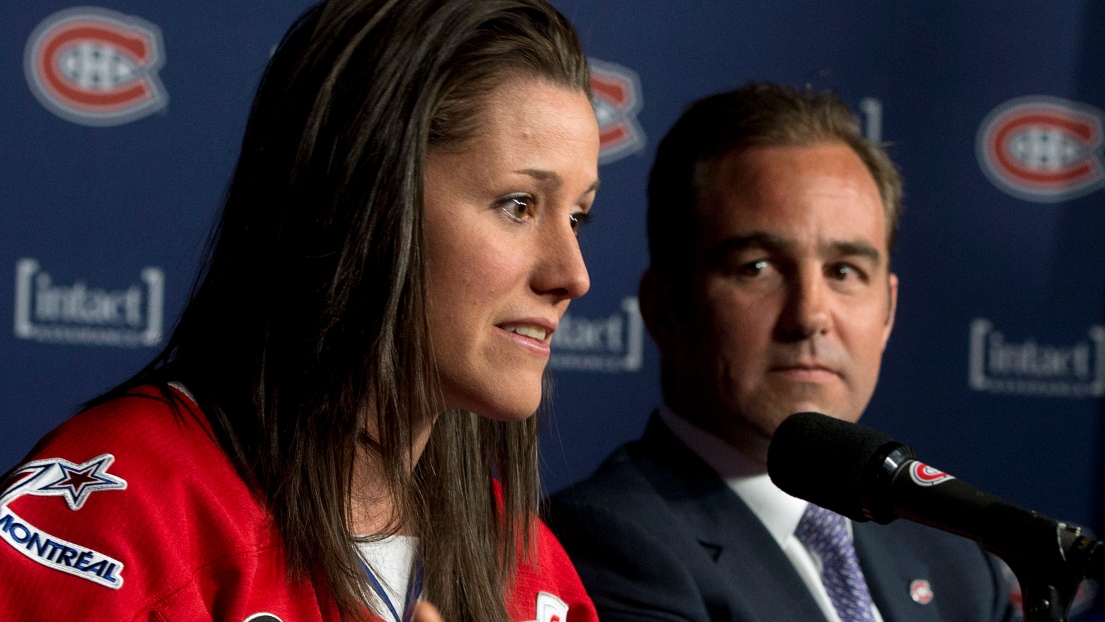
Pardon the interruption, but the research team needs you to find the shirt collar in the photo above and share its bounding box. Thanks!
[658,404,808,546]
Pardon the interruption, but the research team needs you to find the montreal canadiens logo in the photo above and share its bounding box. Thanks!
[589,59,646,165]
[907,461,954,487]
[909,579,934,604]
[24,7,168,126]
[977,96,1105,202]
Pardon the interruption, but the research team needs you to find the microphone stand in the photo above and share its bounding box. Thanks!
[989,518,1101,622]
[1006,558,1080,622]
[767,413,1105,621]
[871,449,1103,622]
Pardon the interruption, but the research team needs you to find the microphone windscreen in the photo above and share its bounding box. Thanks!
[767,412,897,521]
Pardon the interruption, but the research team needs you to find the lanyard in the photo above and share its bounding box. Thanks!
[360,552,424,622]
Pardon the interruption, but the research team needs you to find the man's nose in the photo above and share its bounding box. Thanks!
[776,267,830,342]
[533,218,590,301]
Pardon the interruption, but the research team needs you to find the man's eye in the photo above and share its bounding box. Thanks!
[829,263,863,281]
[499,194,533,221]
[738,259,769,277]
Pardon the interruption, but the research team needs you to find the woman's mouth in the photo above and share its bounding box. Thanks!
[495,321,556,357]
[501,323,550,342]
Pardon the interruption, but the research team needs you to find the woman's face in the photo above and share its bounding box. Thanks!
[423,77,600,421]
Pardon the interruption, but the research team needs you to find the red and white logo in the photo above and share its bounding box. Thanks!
[526,592,568,622]
[909,579,934,604]
[589,59,645,165]
[977,96,1105,202]
[907,461,955,487]
[24,7,168,126]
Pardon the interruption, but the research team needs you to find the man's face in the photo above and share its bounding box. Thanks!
[653,141,897,460]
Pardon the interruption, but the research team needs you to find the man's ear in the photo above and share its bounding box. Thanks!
[882,272,899,348]
[639,269,682,358]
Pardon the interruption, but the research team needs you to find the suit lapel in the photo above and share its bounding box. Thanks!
[854,522,941,622]
[633,414,831,622]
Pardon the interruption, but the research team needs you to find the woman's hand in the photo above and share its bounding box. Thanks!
[412,601,444,622]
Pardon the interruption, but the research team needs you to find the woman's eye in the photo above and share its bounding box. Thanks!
[569,210,593,233]
[499,194,533,221]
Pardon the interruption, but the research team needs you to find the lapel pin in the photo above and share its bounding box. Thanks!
[910,579,934,604]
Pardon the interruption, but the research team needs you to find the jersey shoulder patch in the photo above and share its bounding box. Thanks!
[1,453,128,588]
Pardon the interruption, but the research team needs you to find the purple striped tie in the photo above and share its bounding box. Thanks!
[794,503,877,622]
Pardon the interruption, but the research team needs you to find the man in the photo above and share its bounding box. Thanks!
[547,83,1013,622]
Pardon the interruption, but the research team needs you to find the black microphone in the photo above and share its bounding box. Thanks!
[766,411,1105,583]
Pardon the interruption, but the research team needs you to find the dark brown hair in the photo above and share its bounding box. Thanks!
[647,82,903,282]
[97,1,590,620]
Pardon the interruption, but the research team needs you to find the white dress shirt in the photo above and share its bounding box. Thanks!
[659,405,884,622]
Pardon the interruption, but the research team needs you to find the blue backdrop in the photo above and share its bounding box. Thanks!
[3,0,1103,615]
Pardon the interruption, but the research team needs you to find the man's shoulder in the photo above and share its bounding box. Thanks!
[549,409,749,534]
[550,442,653,504]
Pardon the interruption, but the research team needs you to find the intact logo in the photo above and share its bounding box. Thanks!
[977,96,1105,202]
[969,318,1105,398]
[13,258,165,347]
[589,59,645,165]
[1,454,127,589]
[25,7,168,126]
[549,297,644,373]
[907,461,954,487]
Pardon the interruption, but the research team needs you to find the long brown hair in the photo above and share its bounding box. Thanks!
[100,1,590,620]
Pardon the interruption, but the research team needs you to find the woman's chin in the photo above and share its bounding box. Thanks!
[459,393,542,423]
[439,375,544,421]
[474,399,541,423]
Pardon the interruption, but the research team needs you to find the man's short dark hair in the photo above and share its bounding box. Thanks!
[647,82,903,281]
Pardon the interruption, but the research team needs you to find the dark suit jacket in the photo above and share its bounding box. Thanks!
[547,414,1015,622]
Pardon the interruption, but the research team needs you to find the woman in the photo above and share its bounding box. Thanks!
[0,0,600,620]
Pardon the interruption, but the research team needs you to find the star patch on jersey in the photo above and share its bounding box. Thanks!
[0,454,127,589]
[5,454,128,510]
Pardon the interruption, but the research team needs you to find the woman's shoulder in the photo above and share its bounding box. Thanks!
[30,384,215,456]
[506,515,598,622]
[6,383,268,538]
[18,385,246,504]
[0,385,280,619]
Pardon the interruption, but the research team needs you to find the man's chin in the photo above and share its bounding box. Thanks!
[775,403,864,425]
[765,385,863,425]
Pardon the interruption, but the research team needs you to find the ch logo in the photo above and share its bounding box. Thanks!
[589,59,645,165]
[243,614,282,622]
[977,95,1105,202]
[907,461,954,487]
[24,7,168,126]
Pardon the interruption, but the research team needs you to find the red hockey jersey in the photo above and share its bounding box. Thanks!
[0,387,597,622]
